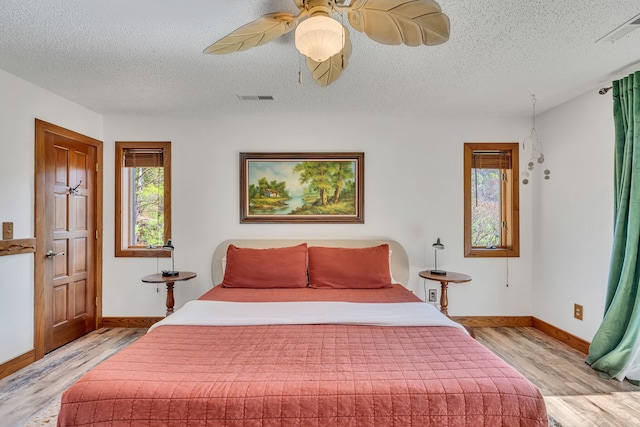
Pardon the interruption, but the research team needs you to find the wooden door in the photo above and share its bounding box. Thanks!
[45,134,96,351]
[35,119,103,357]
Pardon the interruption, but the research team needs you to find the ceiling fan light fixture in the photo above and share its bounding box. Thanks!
[205,0,451,86]
[295,14,344,62]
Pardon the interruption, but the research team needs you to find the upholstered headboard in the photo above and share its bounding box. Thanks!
[211,239,409,287]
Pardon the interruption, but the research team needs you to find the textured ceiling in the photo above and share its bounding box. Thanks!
[1,0,639,118]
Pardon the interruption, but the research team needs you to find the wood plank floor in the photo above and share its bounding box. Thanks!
[475,327,640,427]
[1,326,639,426]
[0,328,146,426]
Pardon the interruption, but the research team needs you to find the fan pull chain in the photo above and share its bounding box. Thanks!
[341,12,345,69]
[506,255,509,287]
[298,54,302,84]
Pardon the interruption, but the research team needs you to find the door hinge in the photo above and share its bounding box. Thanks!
[95,297,98,306]
[95,163,99,173]
[95,230,98,240]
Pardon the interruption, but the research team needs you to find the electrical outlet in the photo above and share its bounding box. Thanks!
[428,289,437,303]
[574,304,583,321]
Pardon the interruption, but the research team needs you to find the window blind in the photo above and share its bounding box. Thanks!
[123,149,164,168]
[472,151,512,169]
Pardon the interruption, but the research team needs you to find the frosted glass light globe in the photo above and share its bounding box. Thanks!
[295,15,345,62]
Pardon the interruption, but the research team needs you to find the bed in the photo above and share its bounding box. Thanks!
[58,239,548,426]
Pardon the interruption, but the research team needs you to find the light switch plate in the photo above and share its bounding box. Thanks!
[2,222,13,240]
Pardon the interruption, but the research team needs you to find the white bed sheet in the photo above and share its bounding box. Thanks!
[149,300,467,332]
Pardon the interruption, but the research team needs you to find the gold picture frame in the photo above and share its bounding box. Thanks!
[240,152,364,224]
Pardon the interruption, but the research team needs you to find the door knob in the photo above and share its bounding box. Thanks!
[46,250,65,258]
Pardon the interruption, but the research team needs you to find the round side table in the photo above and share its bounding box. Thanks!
[142,271,197,316]
[419,270,473,337]
[418,270,471,316]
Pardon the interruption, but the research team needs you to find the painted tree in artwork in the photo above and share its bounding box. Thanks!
[293,161,356,211]
[249,177,289,199]
[268,179,289,198]
[293,161,335,206]
[330,162,354,204]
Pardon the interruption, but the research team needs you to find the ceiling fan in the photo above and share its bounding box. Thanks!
[203,0,450,87]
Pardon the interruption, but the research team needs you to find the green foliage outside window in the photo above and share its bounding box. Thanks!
[132,167,164,247]
[471,168,501,247]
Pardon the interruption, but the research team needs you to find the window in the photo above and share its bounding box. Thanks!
[464,142,519,257]
[115,141,171,257]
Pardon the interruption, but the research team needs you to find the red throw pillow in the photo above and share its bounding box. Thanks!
[222,244,308,288]
[308,244,392,289]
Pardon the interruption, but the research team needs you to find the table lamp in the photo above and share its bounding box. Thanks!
[161,239,178,277]
[431,238,446,275]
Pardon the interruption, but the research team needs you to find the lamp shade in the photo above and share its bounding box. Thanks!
[295,15,344,62]
[431,238,445,275]
[161,239,178,276]
[433,238,444,250]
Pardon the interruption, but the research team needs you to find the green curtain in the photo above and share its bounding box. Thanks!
[586,71,640,383]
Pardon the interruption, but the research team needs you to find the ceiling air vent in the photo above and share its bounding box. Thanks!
[597,13,640,43]
[237,95,274,101]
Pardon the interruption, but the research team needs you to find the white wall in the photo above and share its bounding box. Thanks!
[102,113,534,318]
[534,90,614,341]
[0,69,103,364]
[3,63,612,366]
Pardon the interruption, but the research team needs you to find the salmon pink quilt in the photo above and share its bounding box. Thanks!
[58,286,548,426]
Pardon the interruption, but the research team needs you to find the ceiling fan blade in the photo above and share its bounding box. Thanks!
[203,12,299,54]
[347,0,449,46]
[305,27,352,87]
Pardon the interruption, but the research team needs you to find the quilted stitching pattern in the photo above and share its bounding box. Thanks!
[59,325,547,426]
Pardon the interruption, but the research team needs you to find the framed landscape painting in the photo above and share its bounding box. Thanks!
[240,152,364,223]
